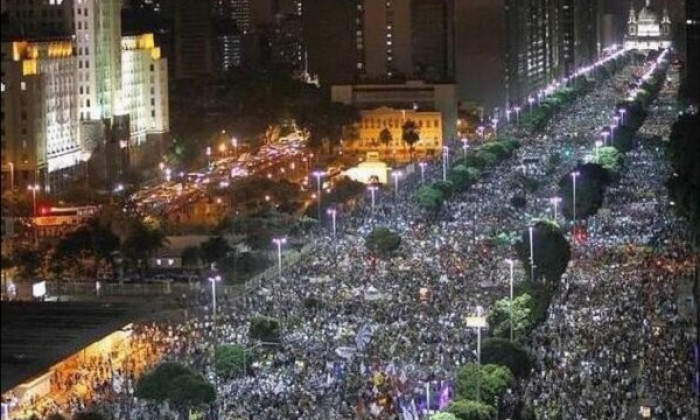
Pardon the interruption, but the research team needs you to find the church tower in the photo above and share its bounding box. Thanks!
[628,3,637,36]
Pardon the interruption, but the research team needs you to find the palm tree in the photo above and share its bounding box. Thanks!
[401,120,420,161]
[379,127,393,158]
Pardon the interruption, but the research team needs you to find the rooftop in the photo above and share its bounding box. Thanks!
[0,301,144,393]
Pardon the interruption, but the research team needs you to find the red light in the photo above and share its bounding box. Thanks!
[40,206,49,215]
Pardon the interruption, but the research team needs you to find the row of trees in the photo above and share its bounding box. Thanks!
[667,112,700,238]
[415,138,521,214]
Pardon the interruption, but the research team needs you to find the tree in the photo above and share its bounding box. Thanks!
[215,344,252,378]
[447,400,496,420]
[54,219,120,274]
[199,236,231,265]
[121,217,169,270]
[667,113,700,237]
[401,119,421,159]
[431,180,454,200]
[510,195,527,209]
[249,316,281,343]
[135,362,215,409]
[480,338,533,378]
[486,293,535,341]
[449,165,473,192]
[379,127,393,155]
[14,246,42,279]
[595,146,623,174]
[72,413,105,420]
[455,363,514,404]
[514,221,571,286]
[365,226,401,256]
[415,186,445,213]
[558,163,611,220]
[429,413,459,420]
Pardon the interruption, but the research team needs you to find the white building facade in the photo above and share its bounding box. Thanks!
[624,0,672,50]
[1,39,80,192]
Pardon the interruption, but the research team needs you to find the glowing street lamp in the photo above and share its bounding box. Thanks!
[550,196,562,220]
[418,161,427,183]
[273,237,287,278]
[368,185,378,216]
[619,108,626,124]
[528,226,535,281]
[312,170,325,221]
[505,259,515,341]
[164,167,172,182]
[595,140,603,160]
[505,108,511,123]
[6,162,14,191]
[391,170,402,196]
[327,208,337,239]
[208,274,222,319]
[231,137,238,154]
[206,146,212,168]
[571,171,581,225]
[602,131,610,147]
[492,118,499,138]
[528,96,535,112]
[27,183,40,217]
[442,146,449,181]
[514,106,521,126]
[466,306,486,401]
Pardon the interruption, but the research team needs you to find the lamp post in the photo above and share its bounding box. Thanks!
[442,146,449,181]
[602,131,610,147]
[208,274,222,320]
[7,162,14,192]
[528,226,535,281]
[619,108,626,124]
[206,146,212,169]
[231,137,238,156]
[312,170,325,221]
[514,106,521,126]
[327,208,337,239]
[28,184,40,218]
[461,138,469,160]
[550,196,562,220]
[391,170,401,196]
[528,96,535,112]
[273,237,286,278]
[368,185,378,217]
[466,306,486,401]
[419,161,427,183]
[595,140,603,160]
[571,171,580,226]
[613,115,620,127]
[505,108,511,123]
[492,118,499,138]
[609,124,616,144]
[505,259,515,341]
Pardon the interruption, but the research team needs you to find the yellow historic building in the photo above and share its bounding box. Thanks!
[345,107,443,161]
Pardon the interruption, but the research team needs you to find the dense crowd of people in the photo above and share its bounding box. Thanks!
[9,54,697,420]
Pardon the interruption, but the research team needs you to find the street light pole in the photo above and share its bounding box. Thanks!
[602,131,610,147]
[514,106,521,126]
[28,184,39,218]
[313,171,324,221]
[595,140,603,160]
[8,162,14,192]
[476,305,484,401]
[571,171,580,226]
[528,227,535,281]
[550,197,562,220]
[327,208,337,239]
[528,97,534,113]
[442,146,449,182]
[206,146,212,169]
[368,186,377,218]
[506,259,515,341]
[419,161,427,183]
[391,171,401,196]
[461,138,468,160]
[273,238,286,278]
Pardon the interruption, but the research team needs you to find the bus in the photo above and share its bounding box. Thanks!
[34,206,99,227]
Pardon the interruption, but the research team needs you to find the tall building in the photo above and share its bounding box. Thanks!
[624,0,672,50]
[1,0,170,192]
[303,0,357,86]
[411,0,454,81]
[1,39,79,192]
[686,0,700,104]
[174,0,214,79]
[1,0,74,37]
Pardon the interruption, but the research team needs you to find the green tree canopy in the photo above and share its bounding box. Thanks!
[365,226,402,256]
[431,180,454,200]
[486,293,535,341]
[415,186,445,212]
[249,316,281,343]
[481,337,533,378]
[135,362,215,407]
[514,221,571,286]
[455,363,514,403]
[215,344,252,378]
[428,413,459,420]
[448,165,474,192]
[447,399,496,420]
[595,146,623,174]
[199,236,231,265]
